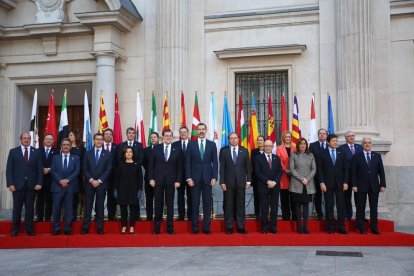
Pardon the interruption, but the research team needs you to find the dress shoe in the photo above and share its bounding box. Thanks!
[64,231,73,235]
[269,229,278,234]
[346,217,352,222]
[167,230,176,235]
[371,229,381,235]
[108,217,116,222]
[203,230,212,235]
[177,216,185,221]
[303,228,310,234]
[35,218,44,222]
[26,231,36,236]
[11,230,19,237]
[97,230,104,235]
[129,227,135,234]
[317,216,324,221]
[225,229,233,234]
[153,230,160,235]
[191,230,199,235]
[237,228,248,234]
[338,229,348,234]
[327,230,334,234]
[81,229,89,235]
[51,230,60,236]
[261,229,268,234]
[358,228,367,234]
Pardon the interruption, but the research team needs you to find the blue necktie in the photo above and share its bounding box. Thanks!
[331,149,336,165]
[95,149,100,166]
[63,155,68,170]
[183,141,186,153]
[232,147,237,164]
[45,148,49,159]
[164,145,169,161]
[366,152,371,167]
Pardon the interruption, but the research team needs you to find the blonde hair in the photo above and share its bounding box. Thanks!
[281,131,293,146]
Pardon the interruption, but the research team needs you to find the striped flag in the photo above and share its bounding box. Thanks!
[291,95,301,146]
[180,91,187,128]
[308,96,318,143]
[281,94,288,134]
[221,96,233,148]
[135,92,146,147]
[236,94,248,148]
[148,92,158,142]
[247,94,259,154]
[58,89,69,146]
[29,89,39,148]
[208,93,219,146]
[191,93,200,140]
[328,95,335,134]
[45,90,57,146]
[98,92,109,133]
[267,93,276,143]
[113,92,122,144]
[162,94,170,132]
[83,91,93,150]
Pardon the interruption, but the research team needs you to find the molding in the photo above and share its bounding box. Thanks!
[214,44,307,59]
[90,50,127,62]
[0,23,92,39]
[75,9,141,32]
[42,36,57,55]
[390,0,414,17]
[0,0,17,11]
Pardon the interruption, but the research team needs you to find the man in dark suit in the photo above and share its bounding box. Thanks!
[36,134,58,222]
[143,132,159,221]
[254,140,282,234]
[219,132,251,234]
[309,128,328,220]
[148,129,183,234]
[172,126,192,221]
[6,132,43,236]
[338,131,363,220]
[318,134,349,234]
[186,123,218,234]
[250,136,265,221]
[117,127,144,219]
[82,133,112,234]
[352,137,386,234]
[50,138,80,235]
[103,128,118,221]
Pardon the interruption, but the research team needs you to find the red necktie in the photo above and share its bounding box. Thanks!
[24,147,29,163]
[267,154,272,169]
[106,144,110,152]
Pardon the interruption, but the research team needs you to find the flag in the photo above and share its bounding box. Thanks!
[236,94,248,148]
[45,90,57,146]
[98,92,109,133]
[208,93,219,146]
[281,93,288,134]
[162,94,170,132]
[113,92,122,144]
[58,89,69,146]
[29,89,38,148]
[148,92,158,142]
[267,93,276,143]
[180,91,187,128]
[291,95,301,146]
[247,94,259,154]
[135,92,146,147]
[191,93,200,140]
[328,95,335,134]
[82,91,93,151]
[221,96,233,148]
[308,96,318,143]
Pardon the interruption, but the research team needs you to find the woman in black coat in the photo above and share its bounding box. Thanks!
[115,146,143,234]
[69,130,85,221]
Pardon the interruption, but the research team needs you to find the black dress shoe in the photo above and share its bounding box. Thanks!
[81,229,89,235]
[26,231,36,236]
[371,229,381,235]
[64,231,73,235]
[327,230,334,234]
[51,230,60,236]
[177,216,185,221]
[317,216,324,221]
[261,229,268,234]
[192,230,199,235]
[203,230,212,235]
[237,229,248,234]
[338,229,348,234]
[11,230,19,237]
[303,228,310,234]
[225,229,233,234]
[108,217,116,221]
[358,228,367,234]
[97,230,104,235]
[153,230,160,235]
[346,217,352,221]
[167,230,176,235]
[269,229,278,234]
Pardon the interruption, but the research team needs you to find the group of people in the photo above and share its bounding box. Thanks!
[6,123,386,236]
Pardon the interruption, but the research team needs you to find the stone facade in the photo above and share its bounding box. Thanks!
[0,0,413,225]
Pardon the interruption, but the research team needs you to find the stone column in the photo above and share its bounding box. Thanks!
[335,0,378,136]
[157,0,188,132]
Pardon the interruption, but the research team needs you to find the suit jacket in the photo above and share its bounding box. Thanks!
[289,153,317,194]
[185,139,218,184]
[39,147,58,188]
[50,153,80,193]
[219,146,251,188]
[254,153,282,189]
[105,143,118,184]
[83,148,112,190]
[172,140,187,183]
[143,145,155,182]
[338,143,363,185]
[318,148,349,189]
[351,151,386,193]
[148,144,183,185]
[117,140,143,166]
[6,146,43,190]
[250,148,263,186]
[276,145,297,189]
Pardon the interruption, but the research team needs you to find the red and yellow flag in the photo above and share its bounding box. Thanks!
[180,91,187,128]
[98,92,109,133]
[267,94,276,143]
[247,94,259,154]
[162,94,170,132]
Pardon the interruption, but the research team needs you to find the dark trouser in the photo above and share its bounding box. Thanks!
[83,188,106,231]
[313,180,323,217]
[52,191,74,232]
[224,184,246,231]
[154,179,175,232]
[12,185,35,233]
[259,185,280,231]
[107,182,117,220]
[144,180,154,220]
[73,192,84,221]
[177,181,192,220]
[344,188,355,219]
[295,202,309,231]
[36,187,53,221]
[120,204,138,227]
[356,190,379,231]
[324,186,346,232]
[252,182,261,218]
[280,189,296,220]
[191,179,212,232]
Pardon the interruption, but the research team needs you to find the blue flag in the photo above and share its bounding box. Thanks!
[328,95,335,134]
[221,96,234,148]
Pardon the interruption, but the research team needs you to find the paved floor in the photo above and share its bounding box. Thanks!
[0,246,413,276]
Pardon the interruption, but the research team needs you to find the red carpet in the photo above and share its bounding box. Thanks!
[1,219,413,248]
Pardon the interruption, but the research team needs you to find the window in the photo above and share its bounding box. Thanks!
[235,71,288,145]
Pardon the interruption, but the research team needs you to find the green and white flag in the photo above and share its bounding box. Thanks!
[147,92,158,144]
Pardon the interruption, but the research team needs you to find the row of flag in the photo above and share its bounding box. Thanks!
[29,90,336,153]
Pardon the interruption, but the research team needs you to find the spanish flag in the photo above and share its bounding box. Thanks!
[248,94,259,154]
[162,93,170,132]
[98,91,109,133]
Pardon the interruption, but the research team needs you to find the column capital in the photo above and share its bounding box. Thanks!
[90,50,126,62]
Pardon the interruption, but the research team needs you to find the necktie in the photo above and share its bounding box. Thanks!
[183,141,186,153]
[106,144,110,152]
[320,143,325,150]
[350,145,355,155]
[331,149,336,165]
[45,148,49,159]
[95,149,100,165]
[64,155,68,170]
[24,147,28,163]
[200,140,204,160]
[366,152,371,166]
[232,147,237,164]
[164,145,169,161]
[267,154,272,169]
